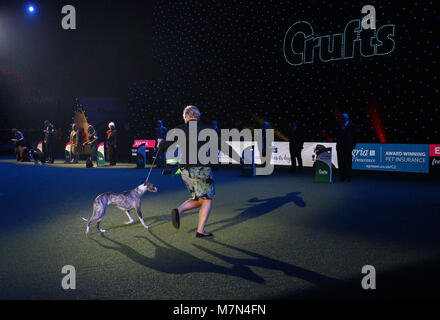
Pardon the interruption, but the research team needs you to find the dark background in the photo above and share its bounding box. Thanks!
[0,0,154,151]
[0,0,438,154]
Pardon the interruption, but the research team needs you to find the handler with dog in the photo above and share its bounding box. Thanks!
[157,105,215,238]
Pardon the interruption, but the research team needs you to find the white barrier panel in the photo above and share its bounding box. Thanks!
[270,141,291,165]
[219,141,263,164]
[219,141,338,167]
[270,141,339,168]
[301,142,338,168]
[165,141,432,172]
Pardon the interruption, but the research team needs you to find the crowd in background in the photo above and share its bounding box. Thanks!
[6,112,357,181]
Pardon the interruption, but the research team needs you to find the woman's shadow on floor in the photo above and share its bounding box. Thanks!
[189,192,306,233]
[89,231,338,288]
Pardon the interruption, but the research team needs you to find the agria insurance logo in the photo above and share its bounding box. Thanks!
[283,5,395,66]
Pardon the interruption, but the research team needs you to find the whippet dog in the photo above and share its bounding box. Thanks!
[83,181,158,234]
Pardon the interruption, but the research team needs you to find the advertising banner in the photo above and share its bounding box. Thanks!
[301,142,338,168]
[352,143,429,173]
[270,142,291,165]
[219,141,338,168]
[169,141,430,174]
[314,146,333,183]
[430,144,440,157]
[132,139,156,148]
[270,141,339,168]
[213,142,431,173]
[219,141,263,164]
[132,139,155,156]
[429,144,440,175]
[97,142,105,166]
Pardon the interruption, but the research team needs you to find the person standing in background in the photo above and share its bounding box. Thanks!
[70,123,80,163]
[288,120,304,172]
[106,122,117,166]
[336,113,356,182]
[11,128,25,162]
[84,125,98,167]
[155,120,168,168]
[43,120,55,163]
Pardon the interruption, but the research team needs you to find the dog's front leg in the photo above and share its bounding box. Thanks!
[136,208,149,229]
[96,219,106,233]
[125,210,134,224]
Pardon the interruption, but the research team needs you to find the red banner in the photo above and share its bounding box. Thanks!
[430,144,440,157]
[132,139,156,148]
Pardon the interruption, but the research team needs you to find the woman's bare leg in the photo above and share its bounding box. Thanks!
[197,198,212,235]
[178,199,201,215]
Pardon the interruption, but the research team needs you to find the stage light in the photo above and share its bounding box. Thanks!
[27,4,36,15]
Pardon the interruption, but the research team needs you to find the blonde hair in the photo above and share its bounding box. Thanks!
[182,105,200,121]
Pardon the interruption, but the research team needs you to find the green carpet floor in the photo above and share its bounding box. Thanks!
[0,159,439,299]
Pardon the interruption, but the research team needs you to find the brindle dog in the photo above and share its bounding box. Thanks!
[82,181,158,234]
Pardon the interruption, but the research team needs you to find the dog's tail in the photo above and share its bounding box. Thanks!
[81,217,88,222]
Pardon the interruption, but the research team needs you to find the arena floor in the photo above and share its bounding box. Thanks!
[0,158,439,299]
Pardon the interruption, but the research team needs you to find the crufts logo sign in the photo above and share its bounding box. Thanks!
[283,5,395,66]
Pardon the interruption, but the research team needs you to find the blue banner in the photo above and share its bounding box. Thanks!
[352,144,430,173]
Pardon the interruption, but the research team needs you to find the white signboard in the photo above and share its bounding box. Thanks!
[173,140,339,168]
[302,142,338,168]
[270,141,338,168]
[219,141,263,164]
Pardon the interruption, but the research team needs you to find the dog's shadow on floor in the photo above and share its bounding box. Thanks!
[89,231,338,287]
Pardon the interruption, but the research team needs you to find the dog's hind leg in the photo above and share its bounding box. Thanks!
[136,208,149,230]
[85,208,100,235]
[86,198,107,234]
[86,211,101,234]
[124,210,134,225]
